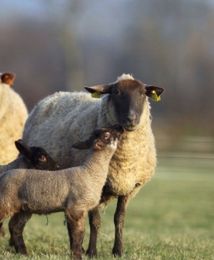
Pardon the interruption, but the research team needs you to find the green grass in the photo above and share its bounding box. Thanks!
[0,155,213,259]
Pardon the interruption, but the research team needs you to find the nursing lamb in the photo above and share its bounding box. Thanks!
[0,126,123,260]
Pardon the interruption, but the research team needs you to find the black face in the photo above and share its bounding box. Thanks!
[109,80,146,131]
[93,125,124,147]
[72,125,124,150]
[15,140,60,171]
[30,147,60,170]
[85,77,164,131]
[92,130,114,150]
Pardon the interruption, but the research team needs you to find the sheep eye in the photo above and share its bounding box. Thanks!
[104,132,111,140]
[112,88,120,95]
[39,155,47,162]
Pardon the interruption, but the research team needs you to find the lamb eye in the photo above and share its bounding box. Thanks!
[39,155,47,162]
[104,132,111,140]
[112,88,120,95]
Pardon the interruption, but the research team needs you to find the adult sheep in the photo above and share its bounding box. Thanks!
[22,74,164,257]
[0,72,28,164]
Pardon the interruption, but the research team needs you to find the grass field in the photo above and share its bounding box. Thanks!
[0,154,213,260]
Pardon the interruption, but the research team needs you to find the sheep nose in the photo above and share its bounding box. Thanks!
[127,111,137,125]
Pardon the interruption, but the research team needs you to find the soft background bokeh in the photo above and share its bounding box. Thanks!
[1,0,214,154]
[0,1,214,259]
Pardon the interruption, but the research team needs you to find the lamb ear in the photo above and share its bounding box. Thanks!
[145,85,164,102]
[72,139,93,150]
[1,72,16,87]
[84,84,113,98]
[15,139,32,159]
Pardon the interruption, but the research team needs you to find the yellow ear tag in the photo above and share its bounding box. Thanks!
[151,90,161,102]
[91,92,101,98]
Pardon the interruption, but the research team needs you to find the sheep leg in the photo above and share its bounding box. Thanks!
[112,195,129,257]
[67,220,86,254]
[66,221,73,249]
[9,211,32,255]
[66,209,86,260]
[86,207,101,257]
[0,222,5,237]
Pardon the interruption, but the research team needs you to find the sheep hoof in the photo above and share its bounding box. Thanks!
[112,247,123,257]
[9,238,14,247]
[86,248,97,258]
[15,246,28,255]
[16,251,28,256]
[72,252,82,260]
[19,250,28,256]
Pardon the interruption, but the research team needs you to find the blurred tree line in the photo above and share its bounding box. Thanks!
[0,0,214,141]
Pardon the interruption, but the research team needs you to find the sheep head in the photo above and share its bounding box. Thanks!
[72,125,124,151]
[0,72,16,87]
[85,74,164,131]
[15,139,60,170]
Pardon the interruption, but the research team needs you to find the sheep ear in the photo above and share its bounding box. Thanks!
[145,85,164,102]
[85,84,112,98]
[72,139,93,150]
[15,139,32,159]
[1,72,16,87]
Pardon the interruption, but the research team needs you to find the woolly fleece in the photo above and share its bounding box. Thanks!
[23,74,156,196]
[0,81,28,164]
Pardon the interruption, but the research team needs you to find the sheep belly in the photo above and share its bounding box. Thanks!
[19,176,69,213]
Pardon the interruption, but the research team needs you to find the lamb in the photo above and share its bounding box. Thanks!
[0,72,28,164]
[0,126,123,260]
[21,73,164,256]
[0,140,60,237]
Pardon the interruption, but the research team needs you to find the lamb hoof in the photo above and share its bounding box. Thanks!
[86,248,97,258]
[72,253,82,260]
[9,238,14,247]
[15,247,28,255]
[20,250,28,256]
[112,247,123,257]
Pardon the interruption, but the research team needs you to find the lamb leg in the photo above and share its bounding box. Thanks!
[9,211,31,255]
